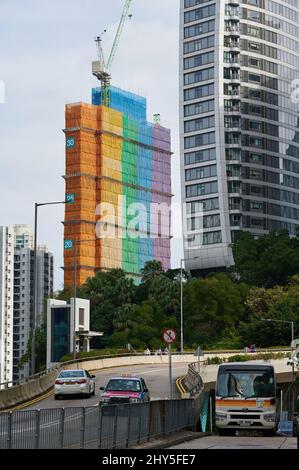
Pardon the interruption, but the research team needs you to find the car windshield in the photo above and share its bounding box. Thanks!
[217,369,275,398]
[59,371,85,378]
[106,379,141,392]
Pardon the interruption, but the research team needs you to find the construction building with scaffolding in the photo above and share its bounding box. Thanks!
[63,86,172,287]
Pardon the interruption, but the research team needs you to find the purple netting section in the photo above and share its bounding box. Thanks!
[152,124,171,271]
[154,238,171,270]
[153,125,171,152]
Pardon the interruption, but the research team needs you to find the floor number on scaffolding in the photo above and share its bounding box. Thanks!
[66,137,75,148]
[64,239,73,250]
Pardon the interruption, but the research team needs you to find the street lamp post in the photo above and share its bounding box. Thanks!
[32,200,67,376]
[180,256,199,354]
[180,258,184,355]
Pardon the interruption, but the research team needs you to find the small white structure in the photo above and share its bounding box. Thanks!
[47,298,103,368]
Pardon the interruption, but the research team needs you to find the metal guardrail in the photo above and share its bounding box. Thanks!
[181,362,204,399]
[0,399,195,449]
[0,366,61,389]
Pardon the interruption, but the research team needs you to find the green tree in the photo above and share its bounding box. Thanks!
[240,278,299,346]
[230,229,299,287]
[183,273,248,348]
[80,269,136,348]
[19,318,47,373]
[140,260,164,283]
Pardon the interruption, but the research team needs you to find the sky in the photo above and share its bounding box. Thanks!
[0,0,183,290]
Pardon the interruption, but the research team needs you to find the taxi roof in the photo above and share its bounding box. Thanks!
[109,375,142,381]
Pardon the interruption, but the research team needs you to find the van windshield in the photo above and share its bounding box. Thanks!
[217,369,275,398]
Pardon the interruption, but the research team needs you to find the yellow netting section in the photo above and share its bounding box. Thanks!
[99,238,122,269]
[99,133,122,183]
[99,108,123,136]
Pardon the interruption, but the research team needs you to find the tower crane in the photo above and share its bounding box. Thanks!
[92,0,133,107]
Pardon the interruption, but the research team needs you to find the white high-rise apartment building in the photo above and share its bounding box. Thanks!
[180,0,299,275]
[0,227,14,384]
[0,225,53,384]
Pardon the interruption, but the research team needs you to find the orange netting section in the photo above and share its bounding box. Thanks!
[64,106,126,287]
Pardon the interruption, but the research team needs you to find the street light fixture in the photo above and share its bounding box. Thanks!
[31,200,68,376]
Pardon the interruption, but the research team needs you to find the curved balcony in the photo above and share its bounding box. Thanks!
[225,24,240,37]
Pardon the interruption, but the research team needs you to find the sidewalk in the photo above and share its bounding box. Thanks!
[131,431,209,449]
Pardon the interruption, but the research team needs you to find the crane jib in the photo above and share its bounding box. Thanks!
[106,0,133,72]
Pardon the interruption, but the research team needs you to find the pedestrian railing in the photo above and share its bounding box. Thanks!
[0,399,195,449]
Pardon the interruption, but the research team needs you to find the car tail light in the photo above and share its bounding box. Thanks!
[76,379,87,384]
[55,380,64,385]
[270,398,276,405]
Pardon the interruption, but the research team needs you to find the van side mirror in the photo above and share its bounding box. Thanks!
[99,386,105,391]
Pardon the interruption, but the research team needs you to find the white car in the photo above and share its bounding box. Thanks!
[54,369,96,400]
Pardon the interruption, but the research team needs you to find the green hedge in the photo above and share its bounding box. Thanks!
[206,352,289,365]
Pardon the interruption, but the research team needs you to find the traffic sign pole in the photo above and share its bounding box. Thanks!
[162,329,176,400]
[169,343,172,400]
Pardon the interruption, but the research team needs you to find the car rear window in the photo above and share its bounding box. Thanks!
[59,371,85,378]
[106,379,141,392]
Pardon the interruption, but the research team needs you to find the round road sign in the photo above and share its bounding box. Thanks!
[162,329,177,344]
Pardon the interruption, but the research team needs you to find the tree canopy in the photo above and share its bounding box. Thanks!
[230,229,299,287]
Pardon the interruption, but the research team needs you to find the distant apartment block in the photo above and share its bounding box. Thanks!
[0,225,53,383]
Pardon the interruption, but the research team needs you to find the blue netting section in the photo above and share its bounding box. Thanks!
[92,86,147,122]
[138,238,154,271]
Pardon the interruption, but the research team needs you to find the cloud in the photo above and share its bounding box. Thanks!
[0,0,183,288]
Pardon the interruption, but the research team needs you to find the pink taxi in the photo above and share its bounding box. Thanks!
[99,375,150,405]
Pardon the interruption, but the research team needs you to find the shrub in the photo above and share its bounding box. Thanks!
[206,356,224,365]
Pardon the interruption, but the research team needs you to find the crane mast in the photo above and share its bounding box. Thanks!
[92,0,133,107]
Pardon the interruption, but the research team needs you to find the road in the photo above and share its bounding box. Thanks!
[24,362,188,410]
[0,362,190,449]
[169,435,298,449]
